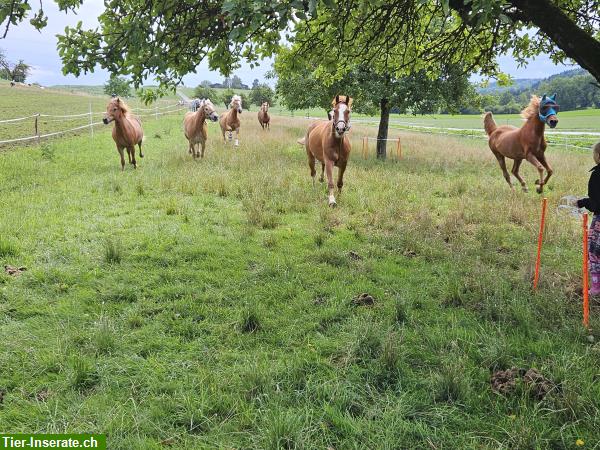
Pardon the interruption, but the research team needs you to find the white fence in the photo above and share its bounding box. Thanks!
[299,115,600,151]
[0,102,186,145]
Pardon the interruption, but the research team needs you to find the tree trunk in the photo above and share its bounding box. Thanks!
[377,98,390,160]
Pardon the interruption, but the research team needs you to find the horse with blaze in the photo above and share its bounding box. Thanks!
[484,94,558,193]
[298,95,352,207]
[183,99,219,158]
[219,95,243,146]
[103,97,144,170]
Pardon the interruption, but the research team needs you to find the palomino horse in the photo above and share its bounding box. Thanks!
[183,99,219,158]
[258,102,270,130]
[219,95,242,146]
[484,94,558,193]
[103,97,144,170]
[298,95,352,207]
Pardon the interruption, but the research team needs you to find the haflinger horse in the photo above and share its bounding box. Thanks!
[219,95,243,146]
[103,97,144,170]
[484,94,558,193]
[258,102,270,130]
[183,99,219,158]
[298,95,352,207]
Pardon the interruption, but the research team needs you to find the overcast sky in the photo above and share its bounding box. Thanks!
[0,0,575,87]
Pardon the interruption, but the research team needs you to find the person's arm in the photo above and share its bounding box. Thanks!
[578,169,600,211]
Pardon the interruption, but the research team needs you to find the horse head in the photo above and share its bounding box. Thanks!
[539,93,559,128]
[331,95,352,137]
[261,102,269,113]
[103,97,127,124]
[230,95,243,114]
[199,99,219,122]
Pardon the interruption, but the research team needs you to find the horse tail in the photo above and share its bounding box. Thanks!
[483,112,497,136]
[297,137,305,146]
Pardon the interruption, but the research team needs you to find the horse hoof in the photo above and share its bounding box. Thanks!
[536,186,543,194]
[535,180,541,185]
[328,200,337,208]
[522,186,529,193]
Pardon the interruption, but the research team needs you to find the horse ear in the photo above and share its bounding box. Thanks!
[347,97,353,109]
[336,95,340,105]
[541,94,547,101]
[551,93,557,101]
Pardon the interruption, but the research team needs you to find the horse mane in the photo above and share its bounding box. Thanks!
[231,95,242,105]
[520,95,540,120]
[110,98,131,116]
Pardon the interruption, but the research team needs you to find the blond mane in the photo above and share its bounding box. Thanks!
[520,95,541,120]
[109,98,132,116]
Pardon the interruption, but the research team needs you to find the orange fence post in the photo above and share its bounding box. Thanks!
[362,137,367,159]
[396,137,402,160]
[583,212,590,328]
[533,197,548,290]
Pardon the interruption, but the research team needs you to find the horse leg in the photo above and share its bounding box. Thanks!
[126,147,132,164]
[538,153,553,186]
[307,150,316,187]
[525,152,545,193]
[337,161,347,194]
[200,141,206,158]
[320,162,325,183]
[493,152,513,190]
[129,146,137,169]
[325,159,336,207]
[117,147,125,171]
[511,159,528,192]
[235,129,239,147]
[138,141,144,158]
[188,141,194,154]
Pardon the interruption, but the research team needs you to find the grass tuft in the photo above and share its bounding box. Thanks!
[0,238,18,257]
[103,238,123,264]
[238,305,261,333]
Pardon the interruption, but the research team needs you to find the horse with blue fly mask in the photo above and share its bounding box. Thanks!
[483,94,558,194]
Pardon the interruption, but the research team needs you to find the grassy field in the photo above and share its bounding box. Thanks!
[1,91,599,449]
[0,82,178,144]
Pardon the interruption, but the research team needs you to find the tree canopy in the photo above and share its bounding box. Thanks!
[103,76,131,97]
[194,85,217,102]
[1,1,599,100]
[249,83,275,107]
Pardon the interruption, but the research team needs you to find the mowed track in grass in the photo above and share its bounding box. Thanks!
[0,103,599,449]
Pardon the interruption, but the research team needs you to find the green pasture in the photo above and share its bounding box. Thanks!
[0,86,599,448]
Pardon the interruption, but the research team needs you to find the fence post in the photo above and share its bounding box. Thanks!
[583,213,590,328]
[89,102,94,139]
[396,137,402,160]
[35,113,40,145]
[362,137,367,159]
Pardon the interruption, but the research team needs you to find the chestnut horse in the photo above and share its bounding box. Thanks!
[183,99,219,158]
[219,95,243,146]
[298,95,352,207]
[258,102,270,130]
[484,94,558,193]
[103,97,144,170]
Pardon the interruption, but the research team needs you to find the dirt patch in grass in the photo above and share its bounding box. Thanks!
[491,367,558,400]
[4,265,26,276]
[352,293,376,307]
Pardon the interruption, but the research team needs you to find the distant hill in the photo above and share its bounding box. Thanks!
[477,68,589,94]
[478,78,541,94]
